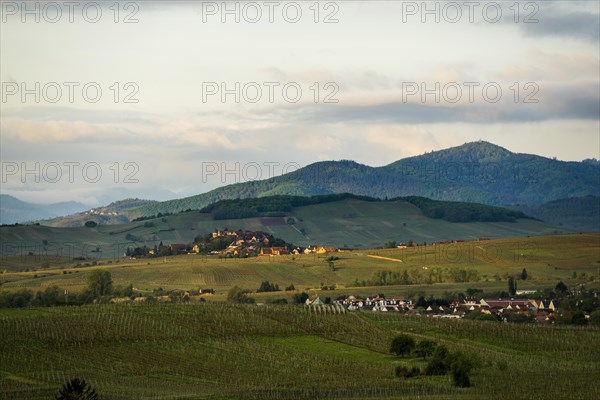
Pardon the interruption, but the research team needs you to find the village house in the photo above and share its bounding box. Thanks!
[259,246,290,256]
[305,295,325,306]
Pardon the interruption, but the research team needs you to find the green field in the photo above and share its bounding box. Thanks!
[1,199,579,263]
[1,303,598,399]
[1,234,599,302]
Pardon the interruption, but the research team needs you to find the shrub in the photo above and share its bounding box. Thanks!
[55,378,98,400]
[449,352,474,388]
[292,292,309,304]
[227,286,254,303]
[395,365,420,378]
[424,345,450,375]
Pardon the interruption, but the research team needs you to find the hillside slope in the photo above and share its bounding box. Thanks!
[512,195,600,231]
[0,197,572,261]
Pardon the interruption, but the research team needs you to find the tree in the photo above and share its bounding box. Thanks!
[571,310,588,325]
[84,221,97,228]
[449,353,474,388]
[292,292,309,304]
[257,281,279,292]
[520,268,528,280]
[413,339,436,359]
[227,286,253,303]
[285,284,295,291]
[327,260,336,272]
[555,281,568,294]
[55,378,98,400]
[384,240,397,248]
[508,276,516,296]
[589,310,600,327]
[390,334,415,357]
[87,270,113,299]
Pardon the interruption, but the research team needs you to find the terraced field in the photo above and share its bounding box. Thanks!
[0,303,598,399]
[1,234,598,302]
[1,199,578,265]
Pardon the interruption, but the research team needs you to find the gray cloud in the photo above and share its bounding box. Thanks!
[511,1,600,42]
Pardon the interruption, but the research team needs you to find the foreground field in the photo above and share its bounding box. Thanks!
[1,303,598,400]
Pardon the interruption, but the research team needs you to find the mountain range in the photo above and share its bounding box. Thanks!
[128,141,599,222]
[2,141,599,230]
[0,195,88,225]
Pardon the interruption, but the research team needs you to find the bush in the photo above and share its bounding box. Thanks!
[292,292,309,304]
[449,352,474,388]
[390,334,415,357]
[84,221,97,228]
[55,378,98,400]
[395,365,420,378]
[424,345,450,375]
[475,313,499,322]
[227,286,254,303]
[571,310,588,325]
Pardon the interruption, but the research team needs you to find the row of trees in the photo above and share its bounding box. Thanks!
[355,267,479,287]
[0,270,126,308]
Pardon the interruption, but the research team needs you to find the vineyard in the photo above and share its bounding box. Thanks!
[1,303,599,399]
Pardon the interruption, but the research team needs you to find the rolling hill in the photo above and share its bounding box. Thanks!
[0,196,574,263]
[512,196,600,232]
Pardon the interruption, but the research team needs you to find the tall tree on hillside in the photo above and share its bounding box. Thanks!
[520,268,528,280]
[87,270,113,298]
[508,276,517,296]
[390,334,415,357]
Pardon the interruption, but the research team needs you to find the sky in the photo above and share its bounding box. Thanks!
[1,0,599,206]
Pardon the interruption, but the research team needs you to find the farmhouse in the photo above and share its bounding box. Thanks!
[305,295,325,306]
[259,246,290,256]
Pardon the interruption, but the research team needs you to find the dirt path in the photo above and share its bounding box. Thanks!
[366,255,403,263]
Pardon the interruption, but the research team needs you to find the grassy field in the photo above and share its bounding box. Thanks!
[0,303,598,400]
[1,199,579,263]
[1,234,599,301]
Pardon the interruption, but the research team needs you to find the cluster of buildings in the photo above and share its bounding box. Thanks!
[292,245,337,255]
[307,295,559,323]
[87,209,118,216]
[210,229,274,256]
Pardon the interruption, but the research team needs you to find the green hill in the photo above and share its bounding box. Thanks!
[0,196,570,262]
[122,141,600,220]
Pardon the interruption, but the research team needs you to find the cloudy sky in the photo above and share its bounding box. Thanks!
[1,0,599,205]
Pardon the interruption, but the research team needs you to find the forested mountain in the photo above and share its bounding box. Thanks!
[127,141,599,219]
[512,196,600,231]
